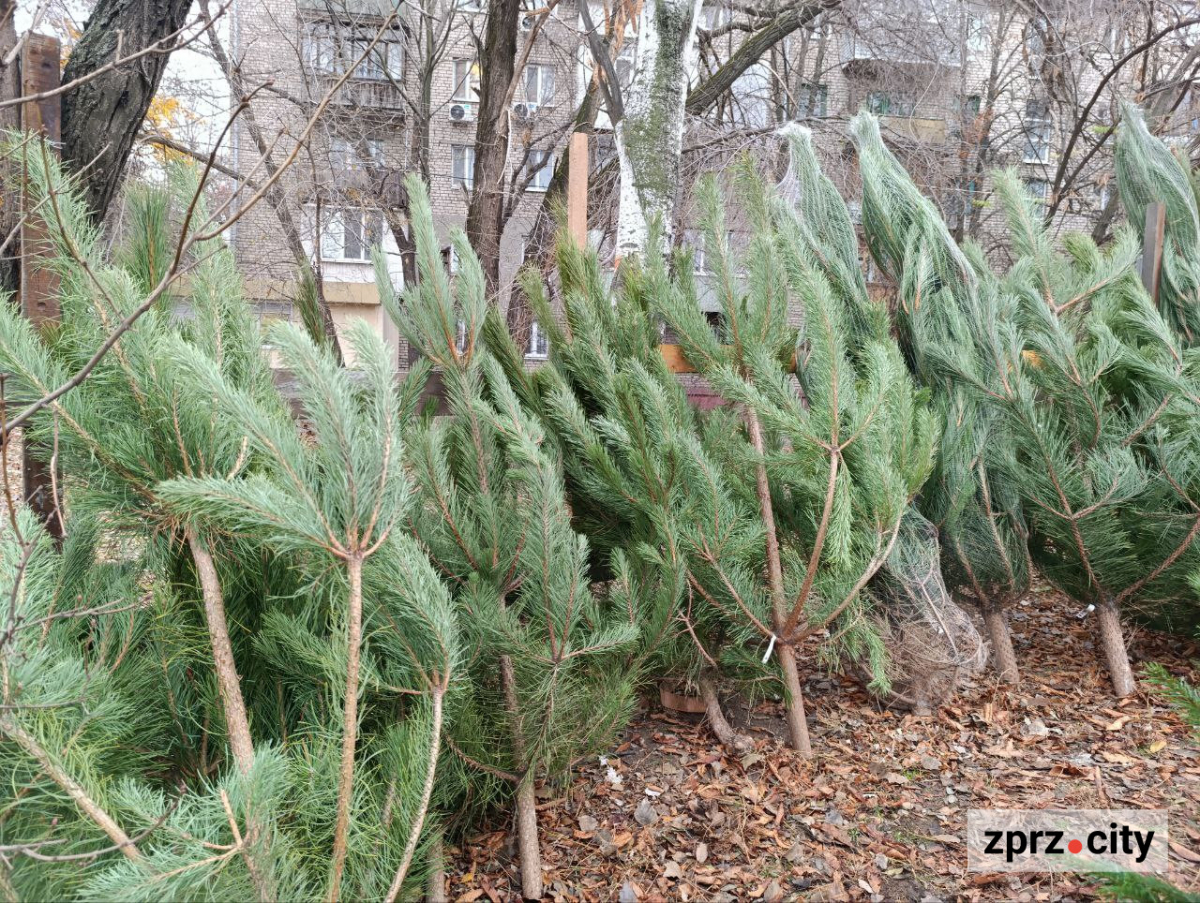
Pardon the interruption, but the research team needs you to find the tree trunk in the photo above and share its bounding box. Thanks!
[500,654,542,900]
[697,670,750,751]
[465,0,522,297]
[187,529,256,774]
[614,0,703,260]
[60,0,193,224]
[778,644,813,758]
[1095,598,1136,697]
[425,832,447,903]
[329,555,365,903]
[981,601,1019,685]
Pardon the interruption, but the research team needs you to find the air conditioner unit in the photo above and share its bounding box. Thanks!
[450,102,475,122]
[519,13,536,30]
[512,101,538,120]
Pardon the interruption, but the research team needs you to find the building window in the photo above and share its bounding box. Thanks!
[867,91,915,117]
[796,82,828,119]
[320,208,383,262]
[519,64,556,106]
[1024,178,1050,206]
[528,321,549,358]
[966,12,988,55]
[1024,99,1052,163]
[457,0,486,11]
[523,150,554,191]
[452,145,475,189]
[452,59,480,102]
[332,137,383,170]
[305,25,399,81]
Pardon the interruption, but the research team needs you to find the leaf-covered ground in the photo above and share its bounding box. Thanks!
[450,586,1200,902]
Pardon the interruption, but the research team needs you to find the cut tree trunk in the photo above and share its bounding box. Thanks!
[777,644,813,758]
[501,655,542,900]
[981,601,1019,685]
[425,833,447,903]
[697,670,751,752]
[1095,598,1137,697]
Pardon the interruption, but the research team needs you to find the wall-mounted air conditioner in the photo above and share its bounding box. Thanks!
[512,101,538,120]
[450,102,475,122]
[519,13,536,30]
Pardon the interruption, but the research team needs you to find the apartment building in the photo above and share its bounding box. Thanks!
[225,0,1200,364]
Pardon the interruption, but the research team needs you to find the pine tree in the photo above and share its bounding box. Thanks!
[944,169,1200,697]
[788,115,1031,685]
[1115,101,1200,344]
[379,175,640,900]
[0,148,457,900]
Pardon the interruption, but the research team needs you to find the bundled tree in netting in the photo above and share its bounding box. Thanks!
[943,168,1200,697]
[0,148,457,900]
[1115,101,1200,344]
[780,115,1029,686]
[377,175,641,901]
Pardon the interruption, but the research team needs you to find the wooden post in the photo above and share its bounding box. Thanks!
[1141,201,1166,304]
[566,131,588,248]
[18,33,63,541]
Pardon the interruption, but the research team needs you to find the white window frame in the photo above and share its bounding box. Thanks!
[520,63,555,106]
[524,150,554,192]
[1024,178,1050,206]
[452,145,476,190]
[527,320,549,358]
[332,137,384,170]
[318,207,383,263]
[1023,99,1052,163]
[452,59,480,102]
[795,82,828,119]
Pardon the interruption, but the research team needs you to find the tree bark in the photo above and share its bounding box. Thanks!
[500,654,542,901]
[61,0,192,223]
[777,644,813,757]
[187,529,256,774]
[465,0,522,297]
[684,0,838,117]
[1095,598,1136,698]
[425,832,447,903]
[981,601,1019,685]
[697,670,750,751]
[614,0,703,259]
[329,554,365,903]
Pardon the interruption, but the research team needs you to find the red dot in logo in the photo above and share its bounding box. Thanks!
[1068,839,1083,854]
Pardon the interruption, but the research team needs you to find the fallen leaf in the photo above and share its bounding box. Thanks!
[695,842,708,864]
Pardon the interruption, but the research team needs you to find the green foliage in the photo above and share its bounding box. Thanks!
[1096,871,1200,902]
[0,144,455,900]
[387,175,638,824]
[1115,102,1200,343]
[1145,661,1200,737]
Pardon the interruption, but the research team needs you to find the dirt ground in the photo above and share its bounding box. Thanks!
[449,586,1200,902]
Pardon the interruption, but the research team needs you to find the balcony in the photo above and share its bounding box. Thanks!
[879,114,947,144]
[321,76,405,112]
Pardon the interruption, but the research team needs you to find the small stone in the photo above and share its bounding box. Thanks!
[920,755,941,771]
[824,807,846,826]
[634,799,659,826]
[578,814,599,833]
[874,853,888,869]
[619,881,639,903]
